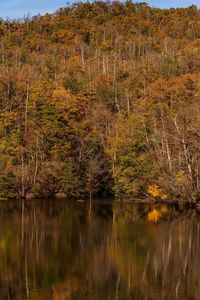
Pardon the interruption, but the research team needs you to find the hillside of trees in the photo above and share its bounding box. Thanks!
[1,1,200,201]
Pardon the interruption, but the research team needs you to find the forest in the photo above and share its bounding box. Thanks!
[0,1,200,201]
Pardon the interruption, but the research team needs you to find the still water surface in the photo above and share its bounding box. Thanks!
[0,200,199,300]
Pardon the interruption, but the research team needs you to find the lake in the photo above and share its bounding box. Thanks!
[0,200,199,300]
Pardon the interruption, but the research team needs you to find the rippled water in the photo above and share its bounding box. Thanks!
[0,200,200,300]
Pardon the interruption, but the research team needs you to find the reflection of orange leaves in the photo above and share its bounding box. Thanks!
[160,205,168,214]
[147,206,168,223]
[53,277,86,300]
[147,209,161,223]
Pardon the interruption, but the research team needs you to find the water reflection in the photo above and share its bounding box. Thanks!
[0,200,199,299]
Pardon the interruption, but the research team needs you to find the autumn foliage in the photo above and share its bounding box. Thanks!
[0,1,200,200]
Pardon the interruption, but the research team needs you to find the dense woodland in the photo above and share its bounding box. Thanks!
[1,1,200,201]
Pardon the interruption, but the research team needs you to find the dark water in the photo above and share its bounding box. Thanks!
[0,200,199,300]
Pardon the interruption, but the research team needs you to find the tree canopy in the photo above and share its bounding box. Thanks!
[0,1,200,200]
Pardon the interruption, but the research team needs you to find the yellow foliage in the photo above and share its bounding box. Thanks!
[175,170,189,187]
[147,184,168,200]
[52,87,71,109]
[160,193,168,200]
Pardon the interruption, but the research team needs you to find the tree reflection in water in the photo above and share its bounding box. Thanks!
[0,200,199,299]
